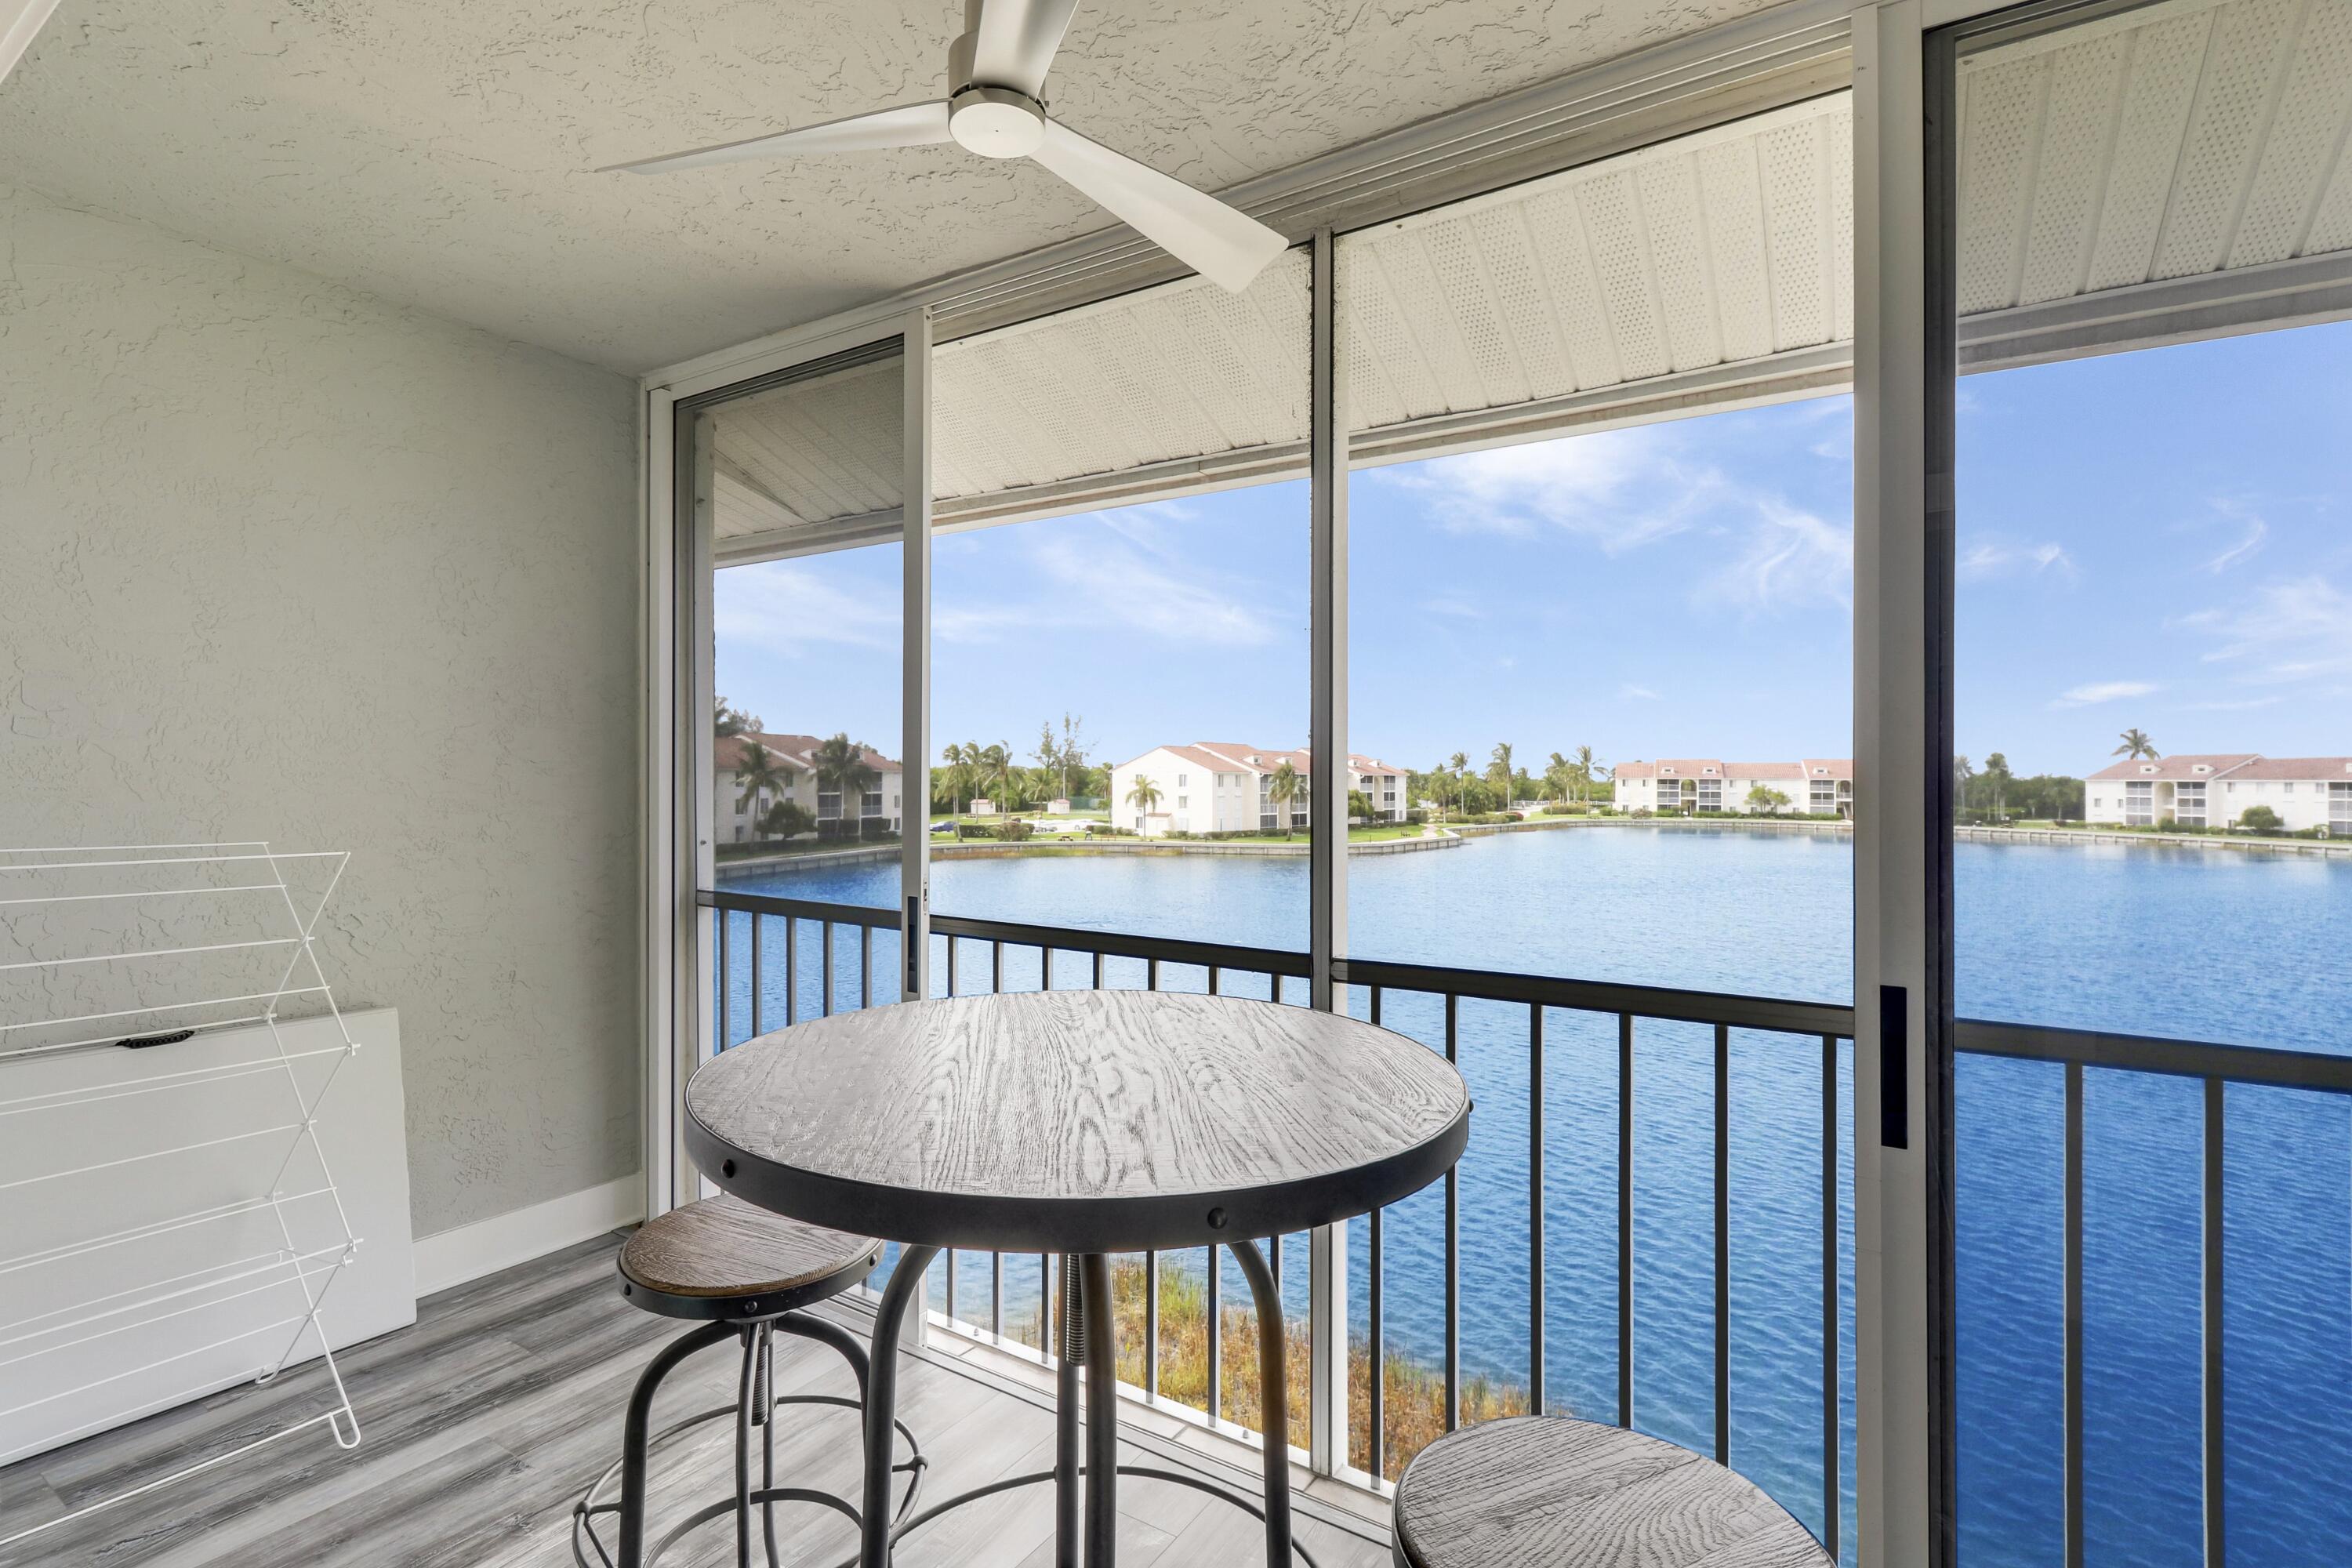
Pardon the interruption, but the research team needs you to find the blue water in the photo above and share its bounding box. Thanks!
[715,829,2351,1565]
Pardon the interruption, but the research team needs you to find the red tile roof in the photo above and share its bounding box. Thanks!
[2084,753,2258,782]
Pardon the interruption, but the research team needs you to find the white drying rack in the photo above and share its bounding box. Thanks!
[0,843,365,1549]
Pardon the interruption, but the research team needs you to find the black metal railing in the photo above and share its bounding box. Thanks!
[699,887,2352,1565]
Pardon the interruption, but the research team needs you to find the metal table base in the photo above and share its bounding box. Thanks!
[861,1239,1316,1568]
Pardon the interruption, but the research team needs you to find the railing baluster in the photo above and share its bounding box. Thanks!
[1092,950,1103,989]
[1619,1011,1634,1429]
[750,913,763,1036]
[1147,957,1160,992]
[785,917,797,1023]
[1040,1253,1051,1354]
[1445,993,1460,1433]
[859,925,871,1010]
[946,1247,956,1325]
[1042,946,1054,991]
[821,922,834,1018]
[1369,1204,1385,1480]
[1145,1250,1160,1398]
[1823,1033,1840,1565]
[1715,1020,1730,1465]
[1207,965,1220,996]
[2064,1059,2083,1568]
[717,907,730,1049]
[2202,1076,2226,1568]
[993,1250,1004,1338]
[1529,1003,1544,1414]
[946,935,957,996]
[992,939,1003,995]
[1207,1244,1222,1425]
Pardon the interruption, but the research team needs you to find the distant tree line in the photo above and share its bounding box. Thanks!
[1953,752,2085,822]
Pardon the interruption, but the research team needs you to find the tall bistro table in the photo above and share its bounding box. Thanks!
[684,989,1471,1568]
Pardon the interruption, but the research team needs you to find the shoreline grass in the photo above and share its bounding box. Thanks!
[982,1255,1532,1481]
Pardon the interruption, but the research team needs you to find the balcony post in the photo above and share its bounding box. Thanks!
[1306,224,1350,1479]
[901,305,931,1016]
[1855,3,1958,1562]
[901,307,933,1347]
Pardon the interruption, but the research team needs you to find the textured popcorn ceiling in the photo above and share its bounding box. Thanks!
[0,0,1784,372]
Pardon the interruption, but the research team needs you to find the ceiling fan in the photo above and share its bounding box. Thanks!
[602,0,1289,295]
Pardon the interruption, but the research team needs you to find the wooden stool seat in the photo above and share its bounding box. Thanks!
[1392,1417,1831,1568]
[618,1196,881,1320]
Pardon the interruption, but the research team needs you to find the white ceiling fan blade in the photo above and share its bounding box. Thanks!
[599,101,951,175]
[1029,119,1287,293]
[969,0,1081,98]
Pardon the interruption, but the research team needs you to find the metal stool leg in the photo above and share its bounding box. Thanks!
[862,1245,938,1568]
[1230,1240,1293,1568]
[735,1325,758,1568]
[1057,1255,1081,1568]
[757,1321,780,1568]
[619,1319,739,1568]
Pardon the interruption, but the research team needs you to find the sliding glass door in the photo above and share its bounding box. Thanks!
[1933,2,2352,1563]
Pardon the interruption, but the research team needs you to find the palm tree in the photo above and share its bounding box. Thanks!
[1446,751,1469,818]
[811,732,879,837]
[940,741,979,816]
[1489,742,1515,811]
[1984,751,2013,822]
[1125,774,1163,826]
[2114,728,2159,760]
[1267,760,1305,834]
[735,742,795,827]
[713,696,760,738]
[1544,752,1573,805]
[1954,754,1974,797]
[1574,745,1600,804]
[979,742,1014,811]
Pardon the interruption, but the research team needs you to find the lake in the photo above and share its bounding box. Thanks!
[717,826,2352,1566]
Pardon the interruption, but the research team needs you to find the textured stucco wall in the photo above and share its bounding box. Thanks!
[0,183,642,1238]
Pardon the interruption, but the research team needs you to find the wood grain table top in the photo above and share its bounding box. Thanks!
[684,989,1470,1254]
[1393,1417,1831,1568]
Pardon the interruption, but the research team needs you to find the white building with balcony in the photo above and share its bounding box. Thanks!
[716,732,903,842]
[2085,754,2352,833]
[1109,743,1408,837]
[1614,758,1855,818]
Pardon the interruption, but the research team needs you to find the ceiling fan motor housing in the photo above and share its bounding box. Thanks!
[948,84,1046,159]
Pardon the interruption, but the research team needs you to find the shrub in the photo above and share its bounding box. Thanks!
[2238,804,2283,833]
[1631,808,1653,819]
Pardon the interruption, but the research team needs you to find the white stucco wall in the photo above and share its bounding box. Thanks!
[0,183,641,1239]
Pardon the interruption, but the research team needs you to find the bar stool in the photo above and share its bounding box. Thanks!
[1392,1417,1831,1568]
[572,1196,926,1568]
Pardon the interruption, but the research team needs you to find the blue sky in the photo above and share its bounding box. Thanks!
[716,319,2350,783]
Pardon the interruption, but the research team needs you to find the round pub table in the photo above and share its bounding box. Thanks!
[684,988,1471,1568]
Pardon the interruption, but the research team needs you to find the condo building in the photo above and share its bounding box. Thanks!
[1613,758,1856,818]
[716,733,904,841]
[2085,754,2352,833]
[1109,743,1409,837]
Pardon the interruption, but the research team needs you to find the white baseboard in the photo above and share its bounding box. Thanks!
[411,1171,645,1298]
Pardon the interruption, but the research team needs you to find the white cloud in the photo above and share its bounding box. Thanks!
[2049,680,2158,710]
[931,508,1285,650]
[2198,505,2268,574]
[2178,574,2352,683]
[714,562,899,656]
[1620,684,1661,701]
[1422,593,1484,620]
[1373,424,1693,550]
[1696,500,1852,612]
[1958,535,2075,583]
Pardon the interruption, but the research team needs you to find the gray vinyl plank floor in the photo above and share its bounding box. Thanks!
[0,1234,1388,1568]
